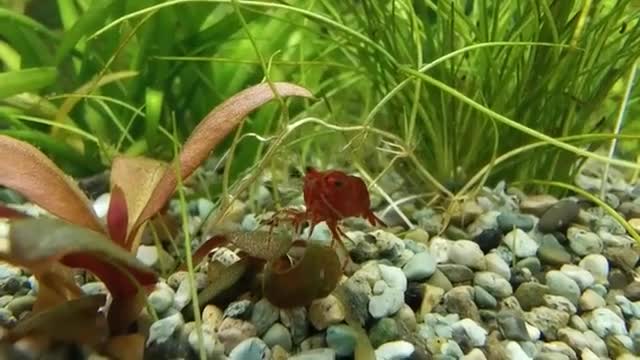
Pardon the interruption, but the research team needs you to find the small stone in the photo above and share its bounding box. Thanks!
[379,264,408,292]
[6,295,35,316]
[538,234,572,266]
[228,337,271,360]
[462,348,487,360]
[516,257,542,274]
[308,295,345,330]
[520,194,558,216]
[624,281,640,301]
[503,228,539,258]
[605,247,639,272]
[428,236,450,263]
[504,341,532,360]
[438,264,474,283]
[497,212,535,233]
[300,334,327,352]
[374,340,415,360]
[326,324,357,357]
[523,306,570,340]
[474,286,497,309]
[579,289,606,311]
[541,341,577,360]
[393,305,417,331]
[467,211,500,237]
[0,308,16,327]
[224,300,252,319]
[217,318,257,353]
[351,240,379,262]
[202,304,224,330]
[369,318,401,348]
[538,199,580,233]
[374,230,405,260]
[404,228,430,244]
[263,323,292,352]
[629,218,640,233]
[402,251,437,281]
[452,318,487,347]
[136,245,176,273]
[0,295,13,308]
[496,310,530,341]
[188,326,223,359]
[567,227,603,256]
[250,298,279,335]
[546,270,581,305]
[443,286,480,322]
[420,284,445,315]
[472,228,503,254]
[569,315,588,332]
[147,312,184,346]
[280,308,308,345]
[448,240,486,269]
[515,283,549,311]
[583,330,608,357]
[557,327,589,353]
[289,348,336,360]
[526,323,541,340]
[559,264,595,291]
[473,272,513,298]
[369,287,404,319]
[608,268,631,289]
[484,253,511,280]
[271,345,289,360]
[543,295,577,315]
[588,308,627,337]
[579,254,609,284]
[426,269,453,291]
[148,284,175,315]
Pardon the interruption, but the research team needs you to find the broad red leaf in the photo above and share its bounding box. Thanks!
[0,135,103,233]
[109,156,168,248]
[133,82,314,233]
[107,185,128,248]
[0,204,28,219]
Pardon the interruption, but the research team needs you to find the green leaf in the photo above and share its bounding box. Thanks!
[0,67,57,99]
[144,87,164,149]
[54,0,116,64]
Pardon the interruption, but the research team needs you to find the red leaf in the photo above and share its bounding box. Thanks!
[0,204,29,219]
[107,185,128,248]
[133,82,314,233]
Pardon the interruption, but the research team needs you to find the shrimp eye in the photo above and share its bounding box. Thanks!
[331,179,343,188]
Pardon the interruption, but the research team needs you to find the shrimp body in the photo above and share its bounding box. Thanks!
[300,167,385,241]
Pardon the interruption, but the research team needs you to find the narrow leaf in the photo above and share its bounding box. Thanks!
[0,67,57,99]
[54,0,116,64]
[0,135,103,232]
[135,82,314,230]
[107,185,128,247]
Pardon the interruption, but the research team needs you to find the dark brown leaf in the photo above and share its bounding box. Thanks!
[107,185,128,247]
[2,294,108,345]
[263,243,341,308]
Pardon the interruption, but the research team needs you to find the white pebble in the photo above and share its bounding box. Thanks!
[484,253,511,280]
[451,318,487,346]
[448,240,486,270]
[526,322,541,341]
[92,193,111,218]
[429,236,450,263]
[378,264,407,292]
[503,228,539,258]
[504,341,532,360]
[560,264,595,290]
[375,340,415,360]
[579,254,609,284]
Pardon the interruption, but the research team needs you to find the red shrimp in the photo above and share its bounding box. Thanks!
[284,167,386,245]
